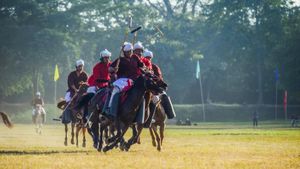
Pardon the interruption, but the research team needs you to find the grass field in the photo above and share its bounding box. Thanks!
[0,122,299,169]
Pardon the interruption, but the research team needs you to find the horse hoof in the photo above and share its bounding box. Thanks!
[152,142,156,147]
[82,142,86,148]
[71,140,74,145]
[157,146,161,151]
[97,147,102,152]
[64,141,68,146]
[93,143,97,149]
[119,145,124,151]
[103,146,110,153]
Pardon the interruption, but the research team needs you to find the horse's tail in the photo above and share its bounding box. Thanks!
[0,112,13,128]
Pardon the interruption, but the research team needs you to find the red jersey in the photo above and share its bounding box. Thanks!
[111,54,144,80]
[140,57,152,70]
[88,62,111,88]
[152,63,163,80]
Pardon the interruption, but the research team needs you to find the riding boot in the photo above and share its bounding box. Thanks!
[105,87,120,121]
[160,93,176,119]
[102,91,111,113]
[107,93,120,120]
[135,99,145,124]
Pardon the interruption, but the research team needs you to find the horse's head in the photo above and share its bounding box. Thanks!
[78,82,89,96]
[137,72,165,94]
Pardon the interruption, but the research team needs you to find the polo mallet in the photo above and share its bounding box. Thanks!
[114,25,142,71]
[131,26,142,45]
[118,17,133,57]
[146,26,164,44]
[52,93,78,121]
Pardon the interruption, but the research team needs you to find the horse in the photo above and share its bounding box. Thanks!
[149,102,167,151]
[101,73,166,152]
[32,104,45,134]
[84,87,117,151]
[121,76,168,151]
[0,111,13,128]
[57,83,89,147]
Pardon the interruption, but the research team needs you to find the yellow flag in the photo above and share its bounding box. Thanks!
[54,64,59,81]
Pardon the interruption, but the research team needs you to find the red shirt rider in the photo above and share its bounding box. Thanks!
[143,50,163,80]
[88,49,112,89]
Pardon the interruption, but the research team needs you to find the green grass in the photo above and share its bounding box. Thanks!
[0,123,299,169]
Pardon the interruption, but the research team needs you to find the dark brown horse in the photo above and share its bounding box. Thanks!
[57,83,88,147]
[101,74,165,152]
[122,77,167,151]
[0,112,13,128]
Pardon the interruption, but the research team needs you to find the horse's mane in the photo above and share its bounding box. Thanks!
[0,112,13,128]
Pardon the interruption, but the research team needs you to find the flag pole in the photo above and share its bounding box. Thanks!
[54,80,57,105]
[199,70,205,122]
[54,64,60,105]
[197,60,205,122]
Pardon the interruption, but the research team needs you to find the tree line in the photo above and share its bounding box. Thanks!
[0,0,299,105]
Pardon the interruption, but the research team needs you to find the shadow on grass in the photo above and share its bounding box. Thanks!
[0,150,93,155]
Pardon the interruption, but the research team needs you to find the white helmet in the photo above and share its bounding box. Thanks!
[123,42,133,52]
[76,59,84,67]
[143,50,153,58]
[133,41,144,50]
[100,49,112,58]
[36,92,41,96]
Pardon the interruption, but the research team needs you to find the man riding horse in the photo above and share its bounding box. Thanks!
[74,49,112,120]
[105,42,145,123]
[143,49,176,120]
[61,59,88,123]
[31,92,46,124]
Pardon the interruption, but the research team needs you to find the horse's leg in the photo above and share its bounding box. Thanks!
[103,125,129,152]
[75,124,80,147]
[98,124,104,152]
[64,123,68,146]
[104,126,109,144]
[160,123,165,146]
[152,125,161,151]
[149,125,156,147]
[82,126,86,148]
[71,122,75,144]
[125,124,143,151]
[91,121,99,149]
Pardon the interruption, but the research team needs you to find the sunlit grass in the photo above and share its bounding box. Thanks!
[0,123,299,169]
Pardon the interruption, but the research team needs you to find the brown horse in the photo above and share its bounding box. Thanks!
[0,111,13,128]
[57,83,88,147]
[149,102,166,151]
